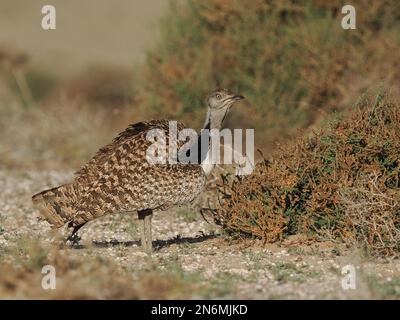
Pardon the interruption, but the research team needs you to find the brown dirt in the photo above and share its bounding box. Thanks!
[0,170,399,299]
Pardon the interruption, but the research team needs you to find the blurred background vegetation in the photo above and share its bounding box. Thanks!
[0,0,399,170]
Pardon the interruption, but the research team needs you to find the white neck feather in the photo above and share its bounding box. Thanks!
[199,106,229,176]
[201,147,214,176]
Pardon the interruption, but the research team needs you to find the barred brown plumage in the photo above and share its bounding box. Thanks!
[32,88,245,252]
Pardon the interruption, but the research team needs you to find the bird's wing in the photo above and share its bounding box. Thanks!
[74,119,187,182]
[70,162,206,226]
[65,119,205,226]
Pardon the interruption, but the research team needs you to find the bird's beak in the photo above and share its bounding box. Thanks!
[232,95,245,101]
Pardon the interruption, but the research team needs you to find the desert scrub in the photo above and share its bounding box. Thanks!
[214,92,400,257]
[137,0,400,150]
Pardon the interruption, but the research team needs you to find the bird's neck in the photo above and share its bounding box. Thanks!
[198,109,227,176]
[202,109,228,131]
[197,129,214,176]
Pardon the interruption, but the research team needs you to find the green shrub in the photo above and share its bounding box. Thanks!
[138,0,400,149]
[214,92,400,257]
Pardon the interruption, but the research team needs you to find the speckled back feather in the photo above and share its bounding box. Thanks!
[32,120,206,228]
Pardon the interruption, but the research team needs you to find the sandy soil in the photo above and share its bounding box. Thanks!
[0,170,399,299]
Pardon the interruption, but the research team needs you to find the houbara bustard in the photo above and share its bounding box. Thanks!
[32,88,245,252]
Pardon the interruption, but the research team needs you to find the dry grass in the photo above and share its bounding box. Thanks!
[0,45,141,170]
[64,66,135,107]
[340,172,400,256]
[0,99,135,170]
[0,47,138,170]
[214,91,400,257]
[0,237,211,299]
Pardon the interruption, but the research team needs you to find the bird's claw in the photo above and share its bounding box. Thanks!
[66,233,81,246]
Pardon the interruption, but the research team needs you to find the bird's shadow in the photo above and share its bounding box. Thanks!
[70,233,216,251]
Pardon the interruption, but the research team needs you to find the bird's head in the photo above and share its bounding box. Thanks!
[204,88,245,129]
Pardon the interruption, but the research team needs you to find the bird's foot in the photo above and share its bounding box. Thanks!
[66,233,81,247]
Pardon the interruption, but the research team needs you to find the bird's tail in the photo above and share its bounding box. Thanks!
[32,184,77,228]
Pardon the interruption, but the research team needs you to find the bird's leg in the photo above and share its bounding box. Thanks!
[144,211,153,252]
[138,209,153,253]
[66,223,85,246]
[138,211,146,251]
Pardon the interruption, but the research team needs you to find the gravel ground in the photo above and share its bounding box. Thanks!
[0,170,399,299]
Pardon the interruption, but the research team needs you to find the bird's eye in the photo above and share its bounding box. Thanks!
[216,94,222,100]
